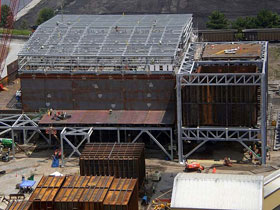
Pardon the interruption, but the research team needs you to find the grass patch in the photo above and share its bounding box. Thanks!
[0,28,32,36]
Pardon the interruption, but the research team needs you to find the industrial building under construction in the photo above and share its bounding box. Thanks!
[0,14,268,166]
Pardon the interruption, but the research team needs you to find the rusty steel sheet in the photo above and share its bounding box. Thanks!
[39,110,174,125]
[80,143,145,187]
[53,176,138,210]
[202,43,262,60]
[103,178,138,210]
[29,176,66,210]
[197,65,258,73]
[5,200,32,210]
[20,74,176,112]
[182,85,259,127]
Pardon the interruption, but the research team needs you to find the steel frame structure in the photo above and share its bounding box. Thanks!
[18,14,193,73]
[0,114,50,158]
[176,41,268,164]
[60,126,173,166]
[0,114,173,163]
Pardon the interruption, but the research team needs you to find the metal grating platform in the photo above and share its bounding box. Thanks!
[19,14,193,73]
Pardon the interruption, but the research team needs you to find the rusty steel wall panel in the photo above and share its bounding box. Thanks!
[103,178,138,210]
[52,176,138,210]
[20,74,175,112]
[5,201,32,210]
[29,176,66,210]
[182,85,259,127]
[21,78,46,111]
[80,143,145,188]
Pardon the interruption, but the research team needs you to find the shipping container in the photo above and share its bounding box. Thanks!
[80,143,145,187]
[198,29,238,42]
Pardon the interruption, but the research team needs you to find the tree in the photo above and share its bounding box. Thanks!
[36,8,55,25]
[231,16,257,30]
[206,11,229,29]
[255,10,280,28]
[0,5,12,28]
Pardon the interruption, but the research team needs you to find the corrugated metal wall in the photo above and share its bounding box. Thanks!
[20,74,175,112]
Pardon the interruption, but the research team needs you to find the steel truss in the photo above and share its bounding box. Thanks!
[176,41,268,164]
[0,114,50,159]
[19,14,193,73]
[60,126,173,166]
[0,113,174,163]
[60,127,93,165]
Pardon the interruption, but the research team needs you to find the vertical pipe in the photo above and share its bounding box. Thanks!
[170,129,173,160]
[60,133,64,167]
[176,75,183,163]
[23,129,26,144]
[117,129,120,143]
[261,47,268,165]
[11,129,15,159]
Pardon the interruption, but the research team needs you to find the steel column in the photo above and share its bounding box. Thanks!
[11,129,15,159]
[176,75,183,163]
[117,128,120,143]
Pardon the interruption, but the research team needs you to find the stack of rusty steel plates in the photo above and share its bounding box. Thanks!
[80,143,145,187]
[5,200,32,210]
[27,175,138,210]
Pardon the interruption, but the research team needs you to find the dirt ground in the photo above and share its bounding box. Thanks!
[0,79,20,110]
[0,146,279,210]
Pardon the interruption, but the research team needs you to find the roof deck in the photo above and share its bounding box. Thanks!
[19,14,193,74]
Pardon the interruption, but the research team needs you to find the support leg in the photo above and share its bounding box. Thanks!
[60,133,64,167]
[176,75,183,163]
[261,69,268,164]
[11,129,15,160]
[184,140,208,160]
[239,141,261,160]
[145,130,172,160]
[117,129,120,143]
[132,130,144,143]
[170,129,174,160]
[23,130,27,144]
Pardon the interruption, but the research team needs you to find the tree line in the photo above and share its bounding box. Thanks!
[0,5,54,28]
[207,10,280,30]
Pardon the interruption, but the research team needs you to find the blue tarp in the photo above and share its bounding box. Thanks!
[51,157,59,168]
[20,180,36,188]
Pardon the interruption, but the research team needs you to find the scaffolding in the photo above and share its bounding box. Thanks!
[176,41,268,164]
[18,14,193,73]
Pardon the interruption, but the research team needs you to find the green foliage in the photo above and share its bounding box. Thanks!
[0,28,31,36]
[20,20,29,30]
[36,8,55,25]
[255,10,280,28]
[0,5,12,28]
[206,11,229,29]
[231,10,280,30]
[231,17,257,30]
[234,32,244,41]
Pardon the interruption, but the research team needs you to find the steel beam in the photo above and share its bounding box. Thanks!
[184,140,209,159]
[176,74,183,163]
[145,130,172,160]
